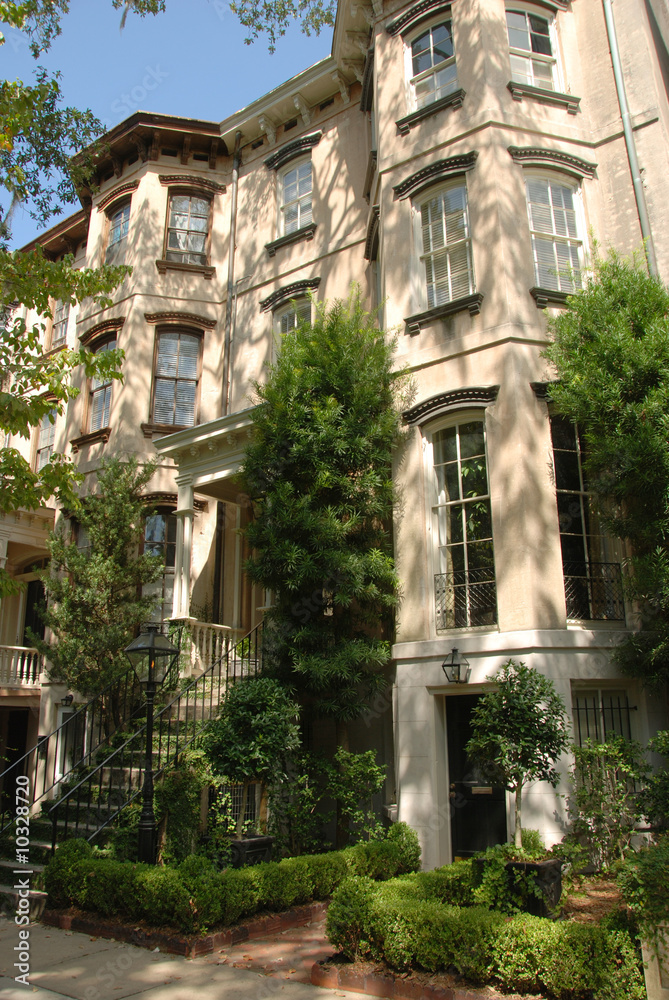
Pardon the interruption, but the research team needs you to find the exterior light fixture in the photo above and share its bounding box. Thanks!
[441,648,471,684]
[123,623,179,864]
[60,693,74,707]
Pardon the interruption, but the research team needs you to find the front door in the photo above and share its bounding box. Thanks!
[22,579,46,645]
[446,694,507,858]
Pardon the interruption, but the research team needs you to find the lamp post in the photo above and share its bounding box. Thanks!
[441,648,471,684]
[123,623,179,864]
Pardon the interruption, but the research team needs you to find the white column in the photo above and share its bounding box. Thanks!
[173,477,194,619]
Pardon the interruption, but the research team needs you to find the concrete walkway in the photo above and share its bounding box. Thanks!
[0,915,359,1000]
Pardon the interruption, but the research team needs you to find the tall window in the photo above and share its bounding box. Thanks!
[526,177,582,293]
[429,418,496,630]
[272,299,311,359]
[153,330,200,426]
[89,338,116,432]
[506,7,558,90]
[280,160,312,235]
[408,19,457,109]
[144,509,177,623]
[165,194,210,264]
[550,413,624,621]
[51,300,70,349]
[418,183,474,309]
[106,203,130,263]
[36,407,57,470]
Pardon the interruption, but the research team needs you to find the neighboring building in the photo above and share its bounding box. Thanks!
[2,0,669,866]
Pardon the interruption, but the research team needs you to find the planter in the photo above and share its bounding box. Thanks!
[230,834,274,868]
[472,856,563,917]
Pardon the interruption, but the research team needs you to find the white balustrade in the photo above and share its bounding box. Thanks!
[173,619,232,675]
[0,645,43,686]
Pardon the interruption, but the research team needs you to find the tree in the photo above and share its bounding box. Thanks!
[466,660,570,848]
[543,249,669,687]
[239,291,405,741]
[32,458,164,723]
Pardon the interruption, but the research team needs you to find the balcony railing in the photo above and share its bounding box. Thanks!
[563,561,625,622]
[175,618,235,676]
[435,568,497,631]
[0,646,42,687]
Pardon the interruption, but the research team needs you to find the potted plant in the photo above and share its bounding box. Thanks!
[466,660,570,914]
[203,676,300,866]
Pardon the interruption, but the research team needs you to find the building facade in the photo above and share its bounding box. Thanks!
[2,0,669,866]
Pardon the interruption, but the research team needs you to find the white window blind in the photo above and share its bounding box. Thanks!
[419,184,474,308]
[153,331,200,426]
[526,178,582,292]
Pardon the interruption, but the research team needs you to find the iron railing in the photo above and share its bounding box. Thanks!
[435,567,497,631]
[563,561,625,622]
[48,622,264,848]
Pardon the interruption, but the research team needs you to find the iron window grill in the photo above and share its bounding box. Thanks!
[563,560,625,622]
[572,689,635,746]
[435,567,497,631]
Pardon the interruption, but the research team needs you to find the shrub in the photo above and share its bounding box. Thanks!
[305,851,348,899]
[618,836,669,952]
[326,875,378,958]
[386,821,421,872]
[43,837,92,907]
[425,860,475,906]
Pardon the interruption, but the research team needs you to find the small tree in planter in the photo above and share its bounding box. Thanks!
[466,660,570,849]
[203,677,300,860]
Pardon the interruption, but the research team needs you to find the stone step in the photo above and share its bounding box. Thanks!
[0,884,48,920]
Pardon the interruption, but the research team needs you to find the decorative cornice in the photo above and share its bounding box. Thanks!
[158,174,226,194]
[96,180,139,213]
[393,151,478,201]
[507,81,581,115]
[387,0,454,36]
[405,293,484,334]
[265,222,317,257]
[79,317,125,346]
[155,259,216,279]
[360,50,375,113]
[70,427,111,452]
[530,286,571,308]
[144,311,217,329]
[364,205,380,261]
[264,131,323,171]
[508,146,597,178]
[259,278,321,312]
[396,89,465,135]
[530,381,554,401]
[403,385,500,425]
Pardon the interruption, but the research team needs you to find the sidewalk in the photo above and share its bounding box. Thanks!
[0,914,360,1000]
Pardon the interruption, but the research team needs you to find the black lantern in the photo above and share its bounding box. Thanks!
[123,623,179,863]
[441,648,471,684]
[60,693,74,708]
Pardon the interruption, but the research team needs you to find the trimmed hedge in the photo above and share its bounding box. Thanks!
[44,822,420,934]
[326,873,646,1000]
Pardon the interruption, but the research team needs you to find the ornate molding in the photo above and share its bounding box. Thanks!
[70,427,111,452]
[258,115,277,146]
[404,385,500,425]
[264,131,323,171]
[507,81,581,115]
[96,180,139,213]
[508,146,597,178]
[259,278,321,312]
[158,174,226,194]
[393,151,478,201]
[265,222,317,257]
[405,293,484,335]
[530,381,554,401]
[396,89,465,135]
[79,317,125,346]
[144,311,217,329]
[387,0,454,36]
[155,259,216,279]
[360,50,374,112]
[293,93,313,125]
[364,205,380,261]
[332,70,351,106]
[530,286,571,308]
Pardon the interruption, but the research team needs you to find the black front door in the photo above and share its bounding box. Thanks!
[446,694,507,858]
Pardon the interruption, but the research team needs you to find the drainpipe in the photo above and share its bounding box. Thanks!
[222,131,242,416]
[602,0,659,277]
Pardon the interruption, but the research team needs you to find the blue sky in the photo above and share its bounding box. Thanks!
[4,0,332,247]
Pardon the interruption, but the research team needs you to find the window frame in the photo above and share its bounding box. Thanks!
[278,157,313,238]
[405,14,458,113]
[423,411,498,633]
[163,190,213,266]
[505,4,562,93]
[150,326,203,429]
[525,172,586,296]
[87,334,118,434]
[412,179,476,313]
[571,685,636,745]
[272,298,312,358]
[143,506,177,624]
[50,299,70,350]
[35,404,58,472]
[105,200,131,264]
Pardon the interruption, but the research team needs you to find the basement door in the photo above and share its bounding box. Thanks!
[446,694,507,859]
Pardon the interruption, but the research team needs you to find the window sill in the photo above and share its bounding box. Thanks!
[507,81,580,115]
[396,88,466,135]
[530,286,572,308]
[155,259,216,279]
[265,223,317,258]
[141,422,195,438]
[405,293,484,335]
[70,428,111,453]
